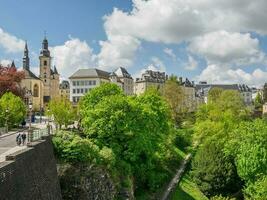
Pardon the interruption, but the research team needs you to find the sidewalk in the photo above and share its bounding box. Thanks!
[0,145,27,162]
[0,129,23,139]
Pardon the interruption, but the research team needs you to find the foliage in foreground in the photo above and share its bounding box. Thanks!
[192,88,267,199]
[0,92,26,127]
[53,83,181,194]
[191,140,241,197]
[46,98,76,129]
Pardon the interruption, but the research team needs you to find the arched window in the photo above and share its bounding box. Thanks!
[33,84,39,97]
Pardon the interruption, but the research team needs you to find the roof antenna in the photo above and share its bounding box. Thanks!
[44,30,47,39]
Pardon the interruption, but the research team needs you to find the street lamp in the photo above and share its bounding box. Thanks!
[5,108,9,133]
[29,102,33,129]
[28,102,33,143]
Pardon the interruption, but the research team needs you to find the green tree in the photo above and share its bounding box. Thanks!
[244,176,267,200]
[0,92,26,127]
[195,90,250,143]
[79,83,178,191]
[208,87,224,103]
[191,140,241,197]
[263,83,267,103]
[47,98,76,129]
[254,92,263,109]
[163,77,186,126]
[226,120,267,183]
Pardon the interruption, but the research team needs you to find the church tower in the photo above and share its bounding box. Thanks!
[39,36,52,103]
[23,42,30,70]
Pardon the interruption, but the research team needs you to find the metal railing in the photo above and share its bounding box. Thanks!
[30,128,49,142]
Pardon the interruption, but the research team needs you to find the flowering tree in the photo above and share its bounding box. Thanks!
[0,64,25,98]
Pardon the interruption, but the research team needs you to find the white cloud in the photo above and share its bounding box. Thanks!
[189,31,265,66]
[164,48,176,60]
[0,28,24,53]
[185,55,198,71]
[0,59,12,66]
[151,57,166,72]
[133,57,166,79]
[98,0,267,76]
[97,35,140,70]
[103,0,267,45]
[50,37,96,79]
[197,64,267,87]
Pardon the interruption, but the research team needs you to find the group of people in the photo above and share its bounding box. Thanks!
[16,132,27,146]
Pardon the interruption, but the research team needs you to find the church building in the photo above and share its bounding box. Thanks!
[20,36,60,111]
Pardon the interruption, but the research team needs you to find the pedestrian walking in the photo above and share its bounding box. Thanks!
[21,131,27,145]
[16,132,22,146]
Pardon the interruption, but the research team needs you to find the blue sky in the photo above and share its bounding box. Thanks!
[1,0,267,86]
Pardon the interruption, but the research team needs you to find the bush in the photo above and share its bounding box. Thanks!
[191,140,242,197]
[175,128,193,151]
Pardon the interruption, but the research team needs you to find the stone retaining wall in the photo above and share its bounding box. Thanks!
[0,136,62,200]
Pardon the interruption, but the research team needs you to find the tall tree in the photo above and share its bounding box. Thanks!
[0,92,26,127]
[191,139,242,197]
[263,83,267,103]
[46,98,76,129]
[208,87,224,103]
[0,64,25,98]
[254,92,263,109]
[163,78,185,126]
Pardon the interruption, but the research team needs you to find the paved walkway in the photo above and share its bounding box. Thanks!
[0,130,27,162]
[0,146,27,162]
[161,154,192,200]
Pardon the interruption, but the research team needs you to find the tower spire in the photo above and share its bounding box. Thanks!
[40,32,50,57]
[23,41,30,70]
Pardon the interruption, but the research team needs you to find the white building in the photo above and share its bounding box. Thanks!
[69,68,132,103]
[69,68,111,103]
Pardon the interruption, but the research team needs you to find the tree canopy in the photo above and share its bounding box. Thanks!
[0,92,26,127]
[54,83,180,192]
[0,64,25,98]
[46,98,77,129]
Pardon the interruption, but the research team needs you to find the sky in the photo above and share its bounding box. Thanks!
[1,0,267,87]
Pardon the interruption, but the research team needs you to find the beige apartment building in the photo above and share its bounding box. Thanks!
[134,70,168,95]
[114,67,134,95]
[59,80,70,101]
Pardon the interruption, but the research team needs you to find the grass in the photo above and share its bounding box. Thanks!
[171,174,208,200]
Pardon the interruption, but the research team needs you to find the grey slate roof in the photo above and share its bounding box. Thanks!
[60,80,70,89]
[69,68,110,79]
[114,67,132,79]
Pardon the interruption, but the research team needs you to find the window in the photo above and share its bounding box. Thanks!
[81,89,84,93]
[85,88,88,93]
[72,97,76,102]
[73,89,76,94]
[73,81,76,86]
[92,80,96,85]
[33,84,39,97]
[77,89,80,94]
[81,81,84,86]
[77,81,80,86]
[44,60,47,66]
